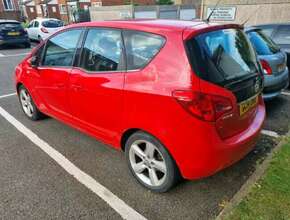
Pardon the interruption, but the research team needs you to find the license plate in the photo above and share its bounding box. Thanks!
[239,95,258,116]
[7,32,20,36]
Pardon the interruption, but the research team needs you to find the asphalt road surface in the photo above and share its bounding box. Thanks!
[0,44,289,220]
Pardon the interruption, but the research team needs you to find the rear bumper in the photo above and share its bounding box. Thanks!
[263,67,289,100]
[171,102,265,180]
[0,37,30,46]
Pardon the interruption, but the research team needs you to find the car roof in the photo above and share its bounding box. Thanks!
[70,19,242,35]
[34,18,60,22]
[0,19,20,23]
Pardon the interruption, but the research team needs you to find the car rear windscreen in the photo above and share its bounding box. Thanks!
[186,28,259,86]
[247,29,280,55]
[42,20,63,28]
[0,22,23,30]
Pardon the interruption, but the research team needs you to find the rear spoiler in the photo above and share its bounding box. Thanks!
[183,23,243,40]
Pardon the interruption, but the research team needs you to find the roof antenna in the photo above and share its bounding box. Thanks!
[241,6,261,26]
[205,0,222,23]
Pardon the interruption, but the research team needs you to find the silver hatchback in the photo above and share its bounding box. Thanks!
[246,28,289,100]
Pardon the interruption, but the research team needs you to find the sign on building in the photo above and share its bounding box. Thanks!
[206,6,236,21]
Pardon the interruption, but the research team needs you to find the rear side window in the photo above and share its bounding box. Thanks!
[42,29,82,67]
[247,30,280,55]
[259,27,275,37]
[42,20,63,28]
[274,26,290,44]
[123,30,165,70]
[186,28,259,85]
[80,28,123,72]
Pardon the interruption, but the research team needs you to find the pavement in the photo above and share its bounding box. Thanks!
[0,44,289,220]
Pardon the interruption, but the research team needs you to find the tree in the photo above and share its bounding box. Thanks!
[157,0,174,5]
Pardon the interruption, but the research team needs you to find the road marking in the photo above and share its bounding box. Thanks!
[0,106,147,220]
[261,129,280,138]
[282,91,290,96]
[0,53,29,58]
[0,93,17,99]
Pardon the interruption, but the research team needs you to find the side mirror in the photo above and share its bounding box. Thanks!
[29,56,38,68]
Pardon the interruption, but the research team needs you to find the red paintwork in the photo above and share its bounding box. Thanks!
[15,20,266,180]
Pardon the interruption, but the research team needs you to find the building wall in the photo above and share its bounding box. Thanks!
[47,4,61,19]
[25,6,37,20]
[202,0,290,25]
[101,0,155,6]
[0,0,21,20]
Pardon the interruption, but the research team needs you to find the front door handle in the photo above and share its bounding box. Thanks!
[55,83,65,89]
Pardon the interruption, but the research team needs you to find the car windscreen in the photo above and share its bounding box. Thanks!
[0,22,23,31]
[247,29,280,55]
[42,20,63,28]
[186,28,259,86]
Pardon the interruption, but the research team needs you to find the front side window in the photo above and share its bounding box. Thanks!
[124,30,165,70]
[186,28,259,85]
[34,21,39,28]
[247,29,280,55]
[3,0,14,10]
[274,26,290,45]
[42,29,82,67]
[80,28,123,72]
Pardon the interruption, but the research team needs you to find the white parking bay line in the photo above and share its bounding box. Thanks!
[0,53,29,58]
[0,93,17,99]
[282,91,290,96]
[261,129,280,138]
[0,53,4,57]
[0,106,147,220]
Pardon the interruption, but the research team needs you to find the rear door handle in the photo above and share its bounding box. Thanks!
[71,84,83,91]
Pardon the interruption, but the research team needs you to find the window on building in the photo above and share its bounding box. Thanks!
[59,4,67,14]
[3,0,14,10]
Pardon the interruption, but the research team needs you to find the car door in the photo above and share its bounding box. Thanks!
[34,28,84,120]
[26,20,34,39]
[32,20,40,40]
[69,28,125,145]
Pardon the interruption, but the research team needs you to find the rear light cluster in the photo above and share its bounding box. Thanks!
[172,90,233,122]
[41,27,49,33]
[260,59,272,75]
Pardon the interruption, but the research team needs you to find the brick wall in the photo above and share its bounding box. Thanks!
[0,0,21,20]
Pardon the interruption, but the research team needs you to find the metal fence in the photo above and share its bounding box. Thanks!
[90,4,197,21]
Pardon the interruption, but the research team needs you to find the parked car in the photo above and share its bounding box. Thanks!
[0,19,30,49]
[15,20,265,192]
[26,18,64,41]
[252,23,290,86]
[245,27,289,100]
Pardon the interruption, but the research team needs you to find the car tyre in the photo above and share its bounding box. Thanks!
[125,131,181,192]
[18,85,45,121]
[24,42,31,48]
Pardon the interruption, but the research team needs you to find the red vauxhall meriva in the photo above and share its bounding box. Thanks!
[15,20,265,192]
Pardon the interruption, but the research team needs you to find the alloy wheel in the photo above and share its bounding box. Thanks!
[20,89,34,118]
[129,140,167,187]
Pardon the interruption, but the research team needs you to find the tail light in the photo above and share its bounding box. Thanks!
[260,59,272,75]
[41,27,48,33]
[172,90,233,122]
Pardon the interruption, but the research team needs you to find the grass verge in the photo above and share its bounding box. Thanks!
[224,137,290,220]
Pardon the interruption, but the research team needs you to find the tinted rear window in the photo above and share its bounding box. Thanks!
[0,22,23,30]
[274,26,290,45]
[247,29,280,55]
[186,28,259,86]
[123,30,165,70]
[42,20,63,28]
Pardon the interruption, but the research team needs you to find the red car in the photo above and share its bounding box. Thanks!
[15,20,265,192]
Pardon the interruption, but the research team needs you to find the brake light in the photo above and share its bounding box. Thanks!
[41,27,48,33]
[172,90,233,122]
[260,59,272,75]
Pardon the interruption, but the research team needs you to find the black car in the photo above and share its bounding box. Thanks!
[0,20,30,49]
[252,23,290,85]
